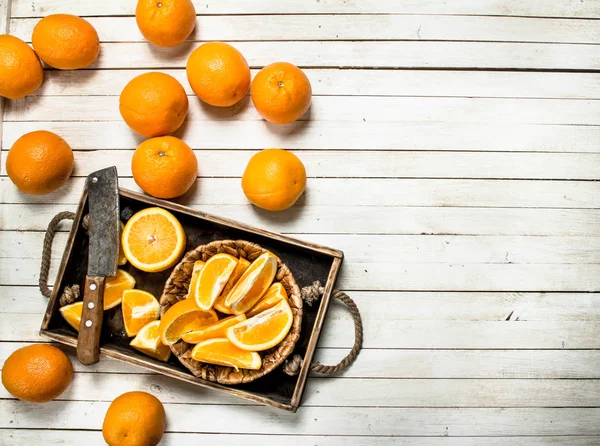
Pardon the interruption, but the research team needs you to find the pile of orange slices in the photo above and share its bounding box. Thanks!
[59,206,294,370]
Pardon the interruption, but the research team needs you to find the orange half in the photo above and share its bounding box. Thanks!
[159,298,218,345]
[130,320,171,362]
[182,314,246,344]
[227,299,293,351]
[224,252,278,315]
[122,207,186,272]
[246,282,288,318]
[213,257,250,314]
[193,253,238,311]
[59,301,83,331]
[104,268,136,310]
[122,289,160,337]
[191,338,261,370]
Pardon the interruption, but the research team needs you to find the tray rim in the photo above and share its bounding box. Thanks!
[40,186,343,412]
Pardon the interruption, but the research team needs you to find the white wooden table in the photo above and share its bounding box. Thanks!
[1,1,600,444]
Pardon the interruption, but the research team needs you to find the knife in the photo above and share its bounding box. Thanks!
[77,166,120,365]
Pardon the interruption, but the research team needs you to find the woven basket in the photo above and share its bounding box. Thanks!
[159,239,303,385]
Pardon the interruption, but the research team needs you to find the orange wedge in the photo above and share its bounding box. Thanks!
[122,289,160,337]
[130,320,171,362]
[104,268,136,310]
[122,207,186,272]
[225,252,278,315]
[193,253,238,311]
[118,221,127,266]
[191,338,261,370]
[213,257,251,314]
[247,282,288,318]
[227,299,293,351]
[59,301,83,331]
[182,314,246,344]
[159,298,218,345]
[186,260,205,299]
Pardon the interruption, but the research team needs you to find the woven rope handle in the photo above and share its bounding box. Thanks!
[39,211,76,298]
[283,281,363,376]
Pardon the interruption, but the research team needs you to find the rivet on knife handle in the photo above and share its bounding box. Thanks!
[77,276,106,365]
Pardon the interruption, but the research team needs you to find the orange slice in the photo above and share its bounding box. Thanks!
[122,289,160,337]
[104,268,136,310]
[118,221,127,266]
[193,253,238,311]
[227,299,293,351]
[159,298,218,345]
[122,207,186,272]
[247,282,288,318]
[59,301,83,331]
[224,252,278,315]
[191,338,261,370]
[185,260,205,299]
[213,257,251,314]
[130,320,171,362]
[182,314,246,344]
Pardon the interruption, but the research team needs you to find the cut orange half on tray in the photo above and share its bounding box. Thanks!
[122,207,186,272]
[213,257,250,314]
[227,299,293,351]
[193,253,238,311]
[186,260,205,299]
[104,268,136,310]
[225,252,278,315]
[246,282,288,317]
[159,298,218,345]
[130,320,171,362]
[182,314,246,344]
[191,338,261,370]
[122,289,160,337]
[59,301,83,331]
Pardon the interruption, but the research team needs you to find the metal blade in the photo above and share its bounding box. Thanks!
[87,166,119,277]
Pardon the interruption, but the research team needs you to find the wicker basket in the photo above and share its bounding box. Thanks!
[159,239,303,385]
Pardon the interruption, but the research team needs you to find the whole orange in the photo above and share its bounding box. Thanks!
[2,344,73,403]
[186,42,250,107]
[136,0,196,47]
[32,14,99,70]
[0,34,43,99]
[6,130,74,195]
[132,136,198,199]
[242,148,306,211]
[251,62,312,124]
[102,391,166,446]
[120,72,189,138]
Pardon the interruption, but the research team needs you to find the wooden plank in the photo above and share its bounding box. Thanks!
[7,96,600,126]
[4,253,600,291]
[2,371,599,407]
[4,431,600,446]
[9,15,600,44]
[28,69,600,99]
[11,0,600,18]
[2,149,599,181]
[6,232,600,265]
[3,313,600,349]
[3,342,600,378]
[3,177,599,209]
[4,285,599,322]
[38,42,600,70]
[2,401,599,435]
[4,121,599,152]
[3,203,599,236]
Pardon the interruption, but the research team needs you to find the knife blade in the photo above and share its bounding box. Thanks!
[77,166,119,365]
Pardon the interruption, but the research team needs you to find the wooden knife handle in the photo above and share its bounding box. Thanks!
[77,276,105,365]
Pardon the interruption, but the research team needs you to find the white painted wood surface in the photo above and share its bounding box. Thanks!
[1,0,599,444]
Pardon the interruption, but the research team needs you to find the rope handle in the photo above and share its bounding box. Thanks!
[283,281,363,376]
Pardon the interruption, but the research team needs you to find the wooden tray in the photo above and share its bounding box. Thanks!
[40,187,343,412]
